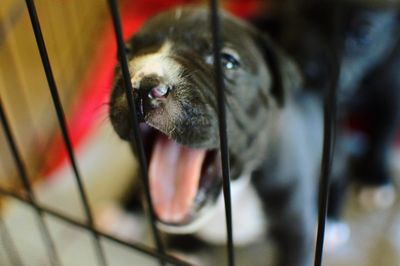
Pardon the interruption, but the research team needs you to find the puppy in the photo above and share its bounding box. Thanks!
[270,0,400,217]
[109,7,323,266]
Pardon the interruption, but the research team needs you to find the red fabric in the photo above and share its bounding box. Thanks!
[225,0,266,18]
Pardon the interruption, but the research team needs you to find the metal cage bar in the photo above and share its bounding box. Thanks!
[209,1,235,266]
[106,1,166,265]
[0,214,23,266]
[23,1,107,265]
[313,73,337,266]
[313,7,341,266]
[0,188,194,266]
[0,99,60,266]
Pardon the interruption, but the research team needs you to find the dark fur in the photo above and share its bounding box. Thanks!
[109,7,322,266]
[266,0,400,217]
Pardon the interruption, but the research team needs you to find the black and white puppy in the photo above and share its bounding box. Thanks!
[109,7,322,266]
[271,0,400,215]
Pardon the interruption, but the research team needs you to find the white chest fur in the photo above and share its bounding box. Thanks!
[195,175,267,246]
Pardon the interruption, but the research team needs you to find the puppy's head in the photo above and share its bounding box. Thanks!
[109,7,298,233]
[279,0,400,98]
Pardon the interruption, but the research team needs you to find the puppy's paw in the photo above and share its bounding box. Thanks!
[357,184,396,210]
[323,220,350,252]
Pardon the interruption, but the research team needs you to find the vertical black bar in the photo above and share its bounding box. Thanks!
[0,215,23,266]
[209,1,235,266]
[23,1,107,266]
[314,7,341,266]
[0,99,60,266]
[106,0,165,265]
[313,83,337,266]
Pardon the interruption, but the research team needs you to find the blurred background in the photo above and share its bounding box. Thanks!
[0,0,400,265]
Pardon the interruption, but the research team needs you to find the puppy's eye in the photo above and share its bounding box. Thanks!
[205,48,241,70]
[221,52,240,70]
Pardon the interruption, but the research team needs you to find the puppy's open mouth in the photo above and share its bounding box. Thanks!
[141,124,222,229]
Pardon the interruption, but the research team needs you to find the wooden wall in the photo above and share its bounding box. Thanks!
[0,0,108,190]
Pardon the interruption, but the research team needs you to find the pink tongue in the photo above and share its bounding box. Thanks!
[149,135,206,223]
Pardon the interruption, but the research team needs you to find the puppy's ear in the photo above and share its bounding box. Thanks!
[252,32,302,107]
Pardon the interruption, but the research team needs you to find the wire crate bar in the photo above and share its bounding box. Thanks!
[106,0,166,264]
[209,1,235,265]
[0,188,194,266]
[24,0,107,265]
[0,99,60,266]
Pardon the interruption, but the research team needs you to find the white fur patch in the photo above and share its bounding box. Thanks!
[195,175,267,246]
[129,41,182,88]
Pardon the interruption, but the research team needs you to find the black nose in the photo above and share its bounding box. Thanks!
[138,75,170,99]
[148,84,169,99]
[134,75,170,121]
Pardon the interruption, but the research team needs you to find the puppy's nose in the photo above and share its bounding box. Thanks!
[134,75,170,121]
[138,75,170,100]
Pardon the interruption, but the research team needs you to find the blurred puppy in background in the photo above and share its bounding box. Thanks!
[249,0,400,249]
[265,0,400,230]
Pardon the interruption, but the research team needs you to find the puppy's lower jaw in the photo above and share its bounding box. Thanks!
[143,124,222,232]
